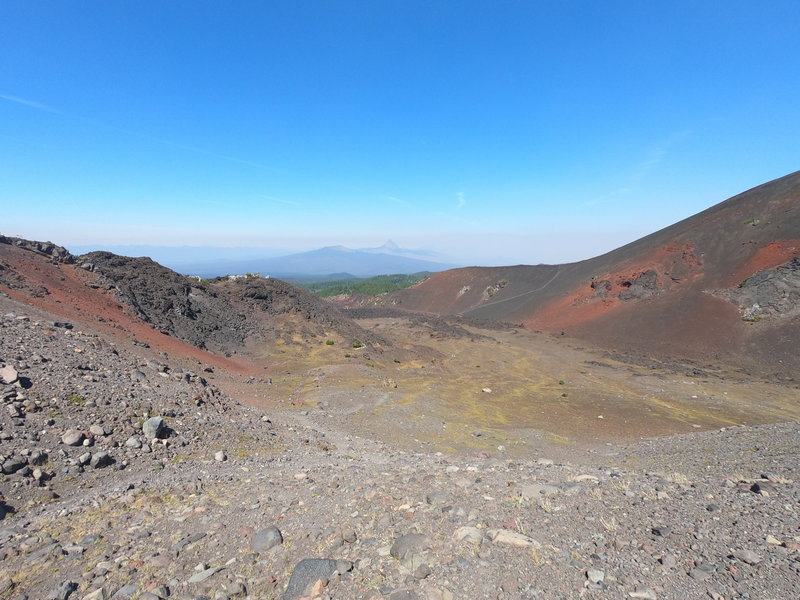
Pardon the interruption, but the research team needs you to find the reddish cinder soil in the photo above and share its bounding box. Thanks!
[1,244,257,374]
[726,238,800,286]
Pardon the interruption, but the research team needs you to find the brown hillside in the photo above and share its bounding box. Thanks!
[386,171,800,374]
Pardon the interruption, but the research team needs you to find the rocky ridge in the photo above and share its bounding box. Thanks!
[78,251,387,355]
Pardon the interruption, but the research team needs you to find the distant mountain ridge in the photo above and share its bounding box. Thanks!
[161,242,455,278]
[67,240,457,278]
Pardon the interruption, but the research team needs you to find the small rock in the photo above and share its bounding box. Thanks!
[62,430,84,446]
[689,568,712,581]
[628,590,657,600]
[2,455,28,475]
[499,574,519,592]
[659,554,678,569]
[587,568,605,584]
[253,526,283,553]
[224,582,247,597]
[412,562,431,579]
[391,533,430,560]
[142,416,165,440]
[519,483,560,499]
[452,526,483,547]
[214,450,227,462]
[280,558,352,600]
[0,365,19,384]
[48,580,78,600]
[734,549,762,565]
[187,566,222,583]
[389,590,419,600]
[110,584,138,599]
[488,529,540,548]
[90,451,113,469]
[30,450,48,465]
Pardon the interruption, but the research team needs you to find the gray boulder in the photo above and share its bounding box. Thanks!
[280,558,352,600]
[253,526,283,552]
[142,416,166,439]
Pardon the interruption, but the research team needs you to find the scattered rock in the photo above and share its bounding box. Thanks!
[47,581,77,600]
[61,430,84,446]
[0,365,18,384]
[734,549,763,565]
[142,416,165,440]
[488,529,540,548]
[391,533,431,560]
[253,526,283,552]
[187,565,222,583]
[280,558,352,600]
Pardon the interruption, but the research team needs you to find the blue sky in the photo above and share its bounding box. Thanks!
[2,1,799,265]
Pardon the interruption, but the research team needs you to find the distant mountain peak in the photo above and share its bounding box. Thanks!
[380,239,400,251]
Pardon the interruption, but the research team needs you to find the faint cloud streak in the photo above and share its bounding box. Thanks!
[0,91,270,170]
[0,93,61,114]
[456,191,465,209]
[384,195,414,209]
[262,195,300,206]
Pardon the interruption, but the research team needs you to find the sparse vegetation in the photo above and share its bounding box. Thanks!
[298,272,430,297]
[600,516,618,532]
[325,339,335,345]
[68,394,85,406]
[352,339,364,349]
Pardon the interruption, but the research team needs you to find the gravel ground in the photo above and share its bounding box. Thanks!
[2,293,799,600]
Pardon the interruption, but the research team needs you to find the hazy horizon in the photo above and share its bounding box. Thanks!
[61,224,659,268]
[2,2,799,266]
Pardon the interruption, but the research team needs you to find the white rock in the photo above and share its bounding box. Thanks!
[0,365,18,384]
[488,529,540,548]
[452,526,483,546]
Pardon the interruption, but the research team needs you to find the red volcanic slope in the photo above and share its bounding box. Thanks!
[0,242,257,374]
[388,171,800,373]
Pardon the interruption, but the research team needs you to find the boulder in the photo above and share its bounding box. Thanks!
[142,416,165,439]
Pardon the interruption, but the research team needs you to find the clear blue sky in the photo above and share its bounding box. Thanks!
[2,1,799,265]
